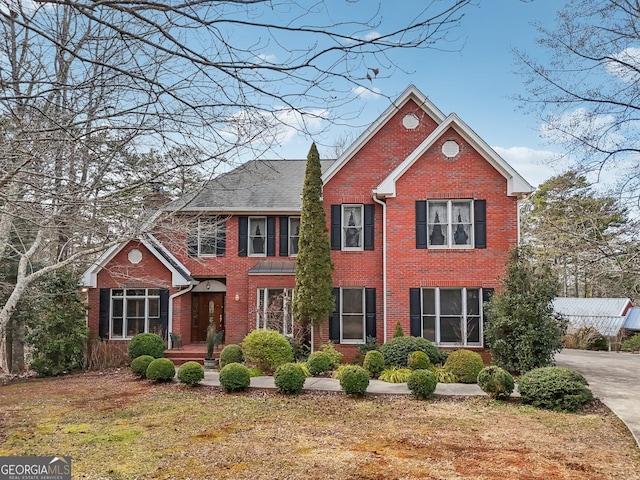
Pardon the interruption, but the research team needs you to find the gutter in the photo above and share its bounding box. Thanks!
[168,284,195,348]
[371,190,387,344]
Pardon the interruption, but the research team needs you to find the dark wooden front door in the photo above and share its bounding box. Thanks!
[191,292,225,342]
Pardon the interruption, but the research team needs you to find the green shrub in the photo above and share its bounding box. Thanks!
[319,342,343,369]
[621,334,640,353]
[357,336,380,356]
[306,351,333,376]
[332,364,351,380]
[128,333,165,360]
[339,365,370,396]
[177,361,205,386]
[518,367,593,413]
[146,358,176,382]
[248,368,263,377]
[444,349,484,383]
[274,363,307,395]
[379,367,412,383]
[432,365,456,383]
[392,322,404,338]
[241,329,293,373]
[379,336,442,367]
[219,363,251,393]
[219,344,244,368]
[407,369,437,399]
[477,366,514,399]
[131,355,155,378]
[297,362,311,377]
[363,350,385,378]
[407,351,431,370]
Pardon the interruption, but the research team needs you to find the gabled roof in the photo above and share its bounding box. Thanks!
[624,307,640,331]
[81,235,194,288]
[376,113,534,198]
[322,85,446,184]
[168,159,335,213]
[552,297,634,336]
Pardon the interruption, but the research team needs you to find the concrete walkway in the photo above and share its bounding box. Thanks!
[555,349,640,448]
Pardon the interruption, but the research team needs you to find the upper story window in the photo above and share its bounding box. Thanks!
[188,217,226,257]
[249,217,266,256]
[289,217,300,256]
[416,199,486,249]
[342,204,363,250]
[331,204,374,251]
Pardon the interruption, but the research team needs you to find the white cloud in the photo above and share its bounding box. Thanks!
[363,31,381,42]
[256,53,277,63]
[493,146,563,188]
[605,47,640,83]
[352,85,382,100]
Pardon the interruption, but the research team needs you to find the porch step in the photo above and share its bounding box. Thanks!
[164,345,221,366]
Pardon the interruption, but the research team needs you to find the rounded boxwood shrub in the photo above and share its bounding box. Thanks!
[319,342,343,369]
[444,349,484,383]
[518,367,593,413]
[407,369,437,399]
[363,350,385,378]
[219,362,251,393]
[131,355,155,378]
[379,336,442,367]
[407,351,431,370]
[128,333,165,360]
[477,366,514,399]
[306,351,333,376]
[241,329,293,373]
[219,344,244,369]
[339,365,370,396]
[274,363,307,395]
[146,358,176,382]
[177,361,205,386]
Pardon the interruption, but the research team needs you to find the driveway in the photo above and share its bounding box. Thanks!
[555,349,640,447]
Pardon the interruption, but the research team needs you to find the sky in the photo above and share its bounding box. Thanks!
[271,0,570,190]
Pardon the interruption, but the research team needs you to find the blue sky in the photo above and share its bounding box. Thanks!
[272,0,569,189]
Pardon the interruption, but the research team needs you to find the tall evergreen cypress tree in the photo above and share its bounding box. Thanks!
[292,143,335,327]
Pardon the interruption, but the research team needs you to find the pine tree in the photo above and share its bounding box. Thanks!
[292,143,335,327]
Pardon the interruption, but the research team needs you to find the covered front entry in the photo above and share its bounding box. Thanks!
[191,292,225,342]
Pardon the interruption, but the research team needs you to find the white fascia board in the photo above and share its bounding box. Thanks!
[322,85,446,185]
[139,236,193,287]
[80,243,128,288]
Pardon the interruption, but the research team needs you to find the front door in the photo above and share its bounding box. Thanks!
[191,292,225,342]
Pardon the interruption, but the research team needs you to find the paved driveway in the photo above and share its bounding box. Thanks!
[555,349,640,447]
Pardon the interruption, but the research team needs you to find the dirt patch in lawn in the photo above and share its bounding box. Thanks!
[1,370,639,479]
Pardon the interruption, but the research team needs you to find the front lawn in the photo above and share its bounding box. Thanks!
[1,371,638,479]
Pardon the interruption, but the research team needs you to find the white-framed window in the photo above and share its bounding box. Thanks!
[342,204,363,250]
[256,288,294,336]
[289,217,300,256]
[427,200,473,248]
[341,287,365,343]
[420,287,482,346]
[249,217,267,256]
[111,289,162,339]
[188,216,226,256]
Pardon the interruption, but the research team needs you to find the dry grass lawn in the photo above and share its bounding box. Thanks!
[1,370,639,479]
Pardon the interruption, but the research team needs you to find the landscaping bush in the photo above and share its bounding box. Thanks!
[565,326,608,351]
[357,336,380,356]
[177,361,205,386]
[339,365,370,396]
[432,365,456,383]
[332,364,351,380]
[476,366,514,399]
[241,329,293,373]
[392,321,404,338]
[146,358,176,382]
[407,369,437,399]
[444,349,484,383]
[219,363,251,393]
[621,334,640,353]
[319,342,343,369]
[407,351,431,370]
[306,351,333,376]
[219,344,244,368]
[248,368,263,377]
[128,333,165,360]
[274,363,307,395]
[379,336,442,367]
[131,355,155,378]
[379,367,412,383]
[518,367,593,413]
[363,350,385,378]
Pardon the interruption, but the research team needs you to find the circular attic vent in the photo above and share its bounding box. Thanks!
[442,140,460,158]
[402,113,419,130]
[128,248,143,264]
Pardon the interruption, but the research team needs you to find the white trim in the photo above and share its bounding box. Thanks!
[372,191,388,343]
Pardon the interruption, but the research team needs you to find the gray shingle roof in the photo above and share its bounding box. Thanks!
[167,159,335,213]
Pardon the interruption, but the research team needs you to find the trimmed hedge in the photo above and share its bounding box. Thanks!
[307,351,334,376]
[363,350,385,378]
[128,333,165,360]
[131,355,155,378]
[379,336,442,367]
[241,330,293,373]
[518,367,593,412]
[274,363,307,395]
[444,349,484,383]
[219,344,244,369]
[177,361,205,386]
[477,366,514,399]
[407,351,431,370]
[407,369,437,399]
[219,362,251,393]
[339,365,370,396]
[146,358,176,382]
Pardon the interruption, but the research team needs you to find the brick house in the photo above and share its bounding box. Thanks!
[81,85,533,360]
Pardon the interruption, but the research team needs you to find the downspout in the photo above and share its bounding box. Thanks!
[168,284,194,348]
[371,190,387,344]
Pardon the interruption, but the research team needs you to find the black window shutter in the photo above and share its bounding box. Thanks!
[365,288,376,339]
[238,217,248,256]
[267,217,276,256]
[482,287,494,348]
[474,200,487,249]
[416,201,427,249]
[279,217,289,256]
[364,204,375,250]
[329,288,341,342]
[331,205,341,250]
[99,289,110,339]
[409,288,422,337]
[159,289,169,341]
[216,220,226,256]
